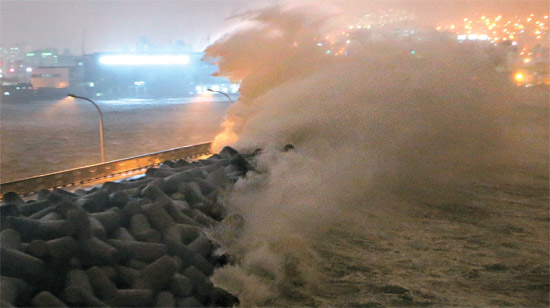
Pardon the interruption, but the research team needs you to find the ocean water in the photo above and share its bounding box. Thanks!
[210,87,549,307]
[0,96,230,182]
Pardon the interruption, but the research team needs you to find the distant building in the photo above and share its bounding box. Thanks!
[0,47,26,82]
[80,51,227,98]
[136,37,154,53]
[25,49,83,68]
[25,49,60,67]
[2,39,237,101]
[31,67,70,89]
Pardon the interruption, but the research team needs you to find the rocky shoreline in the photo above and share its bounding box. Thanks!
[0,146,253,307]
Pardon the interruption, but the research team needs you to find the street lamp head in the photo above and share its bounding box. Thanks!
[67,94,76,98]
[206,89,234,104]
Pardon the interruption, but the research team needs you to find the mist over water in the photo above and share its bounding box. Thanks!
[204,3,545,306]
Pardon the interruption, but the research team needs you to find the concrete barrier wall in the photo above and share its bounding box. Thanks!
[0,142,212,196]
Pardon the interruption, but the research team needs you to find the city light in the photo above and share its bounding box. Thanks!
[458,34,489,41]
[438,13,549,43]
[26,67,32,73]
[514,72,524,81]
[99,54,190,65]
[194,83,239,95]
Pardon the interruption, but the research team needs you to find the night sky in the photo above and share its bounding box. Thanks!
[1,0,548,53]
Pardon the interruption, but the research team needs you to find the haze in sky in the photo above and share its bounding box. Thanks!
[0,0,271,53]
[0,0,548,53]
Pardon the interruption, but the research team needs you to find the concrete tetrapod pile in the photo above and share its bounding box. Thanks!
[0,146,254,307]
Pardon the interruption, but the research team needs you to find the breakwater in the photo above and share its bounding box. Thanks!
[0,146,252,307]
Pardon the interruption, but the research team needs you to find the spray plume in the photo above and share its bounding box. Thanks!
[203,2,526,305]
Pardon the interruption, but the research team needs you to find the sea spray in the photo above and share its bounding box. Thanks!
[203,1,527,305]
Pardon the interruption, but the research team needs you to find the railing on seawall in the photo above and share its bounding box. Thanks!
[0,142,212,196]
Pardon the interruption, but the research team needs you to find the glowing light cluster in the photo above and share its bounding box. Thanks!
[195,83,239,95]
[438,13,549,43]
[99,54,190,65]
[458,34,490,41]
[314,9,416,57]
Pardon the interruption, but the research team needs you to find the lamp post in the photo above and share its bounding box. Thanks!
[207,88,234,104]
[67,94,106,162]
